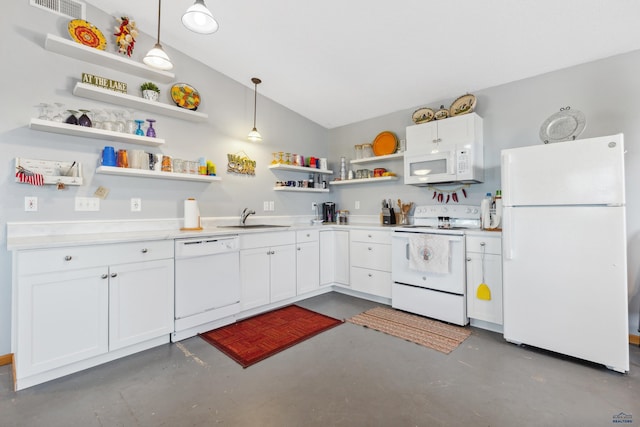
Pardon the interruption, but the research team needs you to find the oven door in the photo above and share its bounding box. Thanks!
[391,231,466,294]
[403,152,456,185]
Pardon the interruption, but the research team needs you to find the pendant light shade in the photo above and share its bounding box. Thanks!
[182,0,219,34]
[248,77,262,142]
[144,0,173,70]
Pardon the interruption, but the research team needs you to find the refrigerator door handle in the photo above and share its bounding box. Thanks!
[503,209,514,260]
[501,152,512,205]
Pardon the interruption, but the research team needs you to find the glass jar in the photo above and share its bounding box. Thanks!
[354,144,363,159]
[362,143,374,158]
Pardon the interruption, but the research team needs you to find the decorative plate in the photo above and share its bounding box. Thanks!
[68,19,107,50]
[449,93,476,116]
[170,83,201,110]
[539,107,586,144]
[434,105,449,120]
[372,131,398,156]
[412,107,435,124]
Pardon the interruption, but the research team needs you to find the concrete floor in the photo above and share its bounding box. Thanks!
[1,292,638,427]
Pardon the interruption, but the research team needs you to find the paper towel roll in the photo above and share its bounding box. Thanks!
[480,198,491,229]
[183,198,201,229]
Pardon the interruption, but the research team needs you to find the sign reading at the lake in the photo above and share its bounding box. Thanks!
[81,73,127,93]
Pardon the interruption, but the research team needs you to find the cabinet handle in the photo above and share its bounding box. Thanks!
[101,274,108,279]
[141,248,148,253]
[297,247,301,251]
[467,257,472,262]
[110,273,118,278]
[306,233,310,237]
[480,242,486,247]
[368,247,372,251]
[64,255,72,261]
[368,273,373,277]
[367,234,372,238]
[271,250,275,255]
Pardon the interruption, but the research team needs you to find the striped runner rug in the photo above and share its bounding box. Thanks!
[347,307,471,354]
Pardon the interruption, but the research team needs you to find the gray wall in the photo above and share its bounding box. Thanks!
[328,50,640,338]
[0,3,329,354]
[1,1,639,355]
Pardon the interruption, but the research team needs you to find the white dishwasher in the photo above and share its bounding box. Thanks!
[173,235,240,341]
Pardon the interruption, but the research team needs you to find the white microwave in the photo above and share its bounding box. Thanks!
[404,147,483,185]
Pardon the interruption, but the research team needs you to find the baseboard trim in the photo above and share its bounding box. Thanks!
[0,354,12,366]
[630,334,640,346]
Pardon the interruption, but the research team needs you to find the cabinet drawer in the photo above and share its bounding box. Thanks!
[466,235,501,255]
[350,229,391,245]
[350,241,391,271]
[296,229,319,243]
[240,231,295,248]
[16,240,173,275]
[350,267,391,298]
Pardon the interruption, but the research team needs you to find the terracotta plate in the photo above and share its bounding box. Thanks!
[372,131,398,156]
[68,19,107,50]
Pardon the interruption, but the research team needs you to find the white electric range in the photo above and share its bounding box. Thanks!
[391,204,481,325]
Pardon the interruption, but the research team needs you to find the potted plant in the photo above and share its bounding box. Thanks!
[140,82,160,101]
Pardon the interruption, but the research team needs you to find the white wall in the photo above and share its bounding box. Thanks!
[0,3,329,354]
[328,50,640,337]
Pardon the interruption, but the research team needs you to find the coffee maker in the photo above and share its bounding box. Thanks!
[322,202,336,223]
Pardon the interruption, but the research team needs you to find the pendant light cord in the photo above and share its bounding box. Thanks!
[253,82,257,128]
[156,0,162,43]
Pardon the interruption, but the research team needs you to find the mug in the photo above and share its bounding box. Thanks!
[102,146,116,166]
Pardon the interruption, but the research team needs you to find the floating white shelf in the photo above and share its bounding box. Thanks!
[29,118,165,147]
[73,83,209,123]
[350,152,404,164]
[273,186,330,193]
[268,164,333,175]
[329,176,399,185]
[44,34,175,83]
[96,166,221,182]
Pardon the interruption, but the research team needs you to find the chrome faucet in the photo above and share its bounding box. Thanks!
[241,207,256,225]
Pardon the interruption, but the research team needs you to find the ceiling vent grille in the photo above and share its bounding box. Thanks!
[30,0,86,20]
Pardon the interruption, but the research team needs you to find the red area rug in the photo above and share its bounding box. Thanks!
[200,305,343,367]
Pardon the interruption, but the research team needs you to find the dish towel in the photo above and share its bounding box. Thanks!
[408,234,450,274]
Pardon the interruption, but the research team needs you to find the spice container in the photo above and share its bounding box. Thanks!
[354,144,363,159]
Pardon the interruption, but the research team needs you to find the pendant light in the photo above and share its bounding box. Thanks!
[143,0,173,71]
[247,77,262,142]
[182,0,219,34]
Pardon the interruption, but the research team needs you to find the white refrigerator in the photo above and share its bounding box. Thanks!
[501,134,629,373]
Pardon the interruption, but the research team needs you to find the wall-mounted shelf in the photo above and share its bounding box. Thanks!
[268,164,333,175]
[350,152,404,164]
[96,166,220,182]
[29,118,165,147]
[73,83,209,123]
[273,186,330,193]
[15,157,83,186]
[329,176,399,186]
[44,34,175,83]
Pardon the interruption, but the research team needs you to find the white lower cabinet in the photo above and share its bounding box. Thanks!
[465,233,503,329]
[320,230,349,286]
[296,230,320,295]
[349,229,392,298]
[12,240,174,390]
[240,232,296,310]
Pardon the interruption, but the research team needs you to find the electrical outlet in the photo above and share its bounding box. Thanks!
[312,202,317,211]
[263,201,269,211]
[355,200,360,210]
[131,198,142,212]
[25,196,38,212]
[269,201,275,211]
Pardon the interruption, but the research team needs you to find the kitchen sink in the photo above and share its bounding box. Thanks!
[217,224,290,229]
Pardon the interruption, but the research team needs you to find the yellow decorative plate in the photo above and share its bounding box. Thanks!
[412,107,435,124]
[449,94,476,116]
[170,83,201,110]
[372,131,398,156]
[68,19,107,50]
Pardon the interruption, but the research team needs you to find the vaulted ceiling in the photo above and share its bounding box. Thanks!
[86,0,640,128]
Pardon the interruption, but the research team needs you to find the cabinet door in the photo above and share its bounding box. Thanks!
[334,231,350,285]
[240,248,271,310]
[437,113,476,146]
[319,231,335,286]
[16,267,109,376]
[297,241,319,294]
[108,259,174,351]
[406,121,438,152]
[466,252,503,324]
[270,244,297,302]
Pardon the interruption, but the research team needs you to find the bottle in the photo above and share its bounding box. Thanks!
[340,157,346,180]
[481,192,492,229]
[308,174,315,188]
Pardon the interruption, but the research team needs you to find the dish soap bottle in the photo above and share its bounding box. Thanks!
[481,192,492,229]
